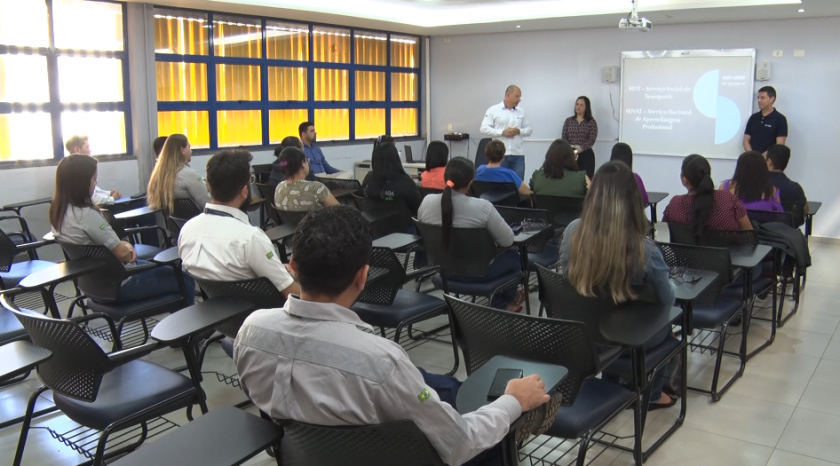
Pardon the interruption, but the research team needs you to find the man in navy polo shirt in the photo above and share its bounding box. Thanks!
[766,144,808,215]
[743,86,788,155]
[299,121,342,176]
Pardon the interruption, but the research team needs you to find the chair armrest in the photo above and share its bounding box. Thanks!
[114,206,161,220]
[0,341,53,383]
[124,262,163,276]
[15,239,55,253]
[18,258,107,290]
[405,265,440,282]
[108,342,162,367]
[265,223,297,243]
[0,215,26,223]
[599,304,682,348]
[151,247,180,264]
[150,297,256,344]
[123,225,165,235]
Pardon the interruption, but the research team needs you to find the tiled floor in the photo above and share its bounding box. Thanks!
[1,235,839,465]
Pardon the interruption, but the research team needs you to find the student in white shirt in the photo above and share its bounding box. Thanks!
[147,134,211,214]
[178,149,299,298]
[480,85,532,181]
[65,134,122,205]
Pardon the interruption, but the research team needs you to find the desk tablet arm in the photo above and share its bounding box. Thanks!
[150,297,256,344]
[151,247,181,265]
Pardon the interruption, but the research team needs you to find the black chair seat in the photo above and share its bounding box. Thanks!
[86,292,185,320]
[0,308,26,344]
[53,359,194,431]
[221,336,234,359]
[692,298,742,328]
[721,276,776,299]
[351,290,445,328]
[527,248,560,271]
[603,336,681,376]
[1,260,55,288]
[431,272,520,297]
[546,378,633,439]
[133,244,162,261]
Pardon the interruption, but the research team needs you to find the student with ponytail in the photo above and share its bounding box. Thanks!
[663,154,752,238]
[417,157,526,312]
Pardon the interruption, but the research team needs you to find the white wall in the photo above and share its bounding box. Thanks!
[429,17,840,238]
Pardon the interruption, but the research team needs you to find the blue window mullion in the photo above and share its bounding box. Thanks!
[348,30,356,141]
[385,33,392,136]
[307,24,314,126]
[207,12,218,150]
[260,18,269,147]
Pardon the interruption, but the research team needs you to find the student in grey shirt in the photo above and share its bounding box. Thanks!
[234,206,549,466]
[147,134,211,213]
[49,154,194,305]
[416,157,526,312]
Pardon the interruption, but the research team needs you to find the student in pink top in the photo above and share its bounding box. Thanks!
[420,141,449,190]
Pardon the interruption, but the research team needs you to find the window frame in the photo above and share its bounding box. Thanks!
[154,8,421,149]
[0,0,133,164]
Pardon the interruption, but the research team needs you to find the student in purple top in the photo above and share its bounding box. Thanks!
[475,140,531,197]
[720,151,783,212]
[609,143,648,205]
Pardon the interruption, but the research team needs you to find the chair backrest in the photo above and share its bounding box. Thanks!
[193,276,285,338]
[404,145,414,163]
[252,163,273,184]
[413,221,501,279]
[475,138,491,166]
[531,195,585,229]
[274,208,310,227]
[493,206,553,253]
[781,200,806,228]
[469,181,519,207]
[667,223,759,249]
[255,182,282,226]
[354,195,412,238]
[172,198,202,220]
[0,228,19,272]
[99,209,129,241]
[656,242,734,306]
[356,247,406,306]
[445,295,598,407]
[747,209,795,227]
[58,242,128,301]
[3,297,112,402]
[279,419,444,466]
[315,177,363,193]
[418,187,443,198]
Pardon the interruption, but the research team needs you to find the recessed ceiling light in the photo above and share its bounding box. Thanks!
[798,8,805,12]
[516,24,521,28]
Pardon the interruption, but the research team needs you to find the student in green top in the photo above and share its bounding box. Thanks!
[529,139,590,198]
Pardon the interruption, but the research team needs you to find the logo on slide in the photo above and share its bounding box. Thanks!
[693,70,741,144]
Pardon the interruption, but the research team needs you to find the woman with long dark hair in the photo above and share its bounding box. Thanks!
[269,136,309,186]
[610,142,649,205]
[50,155,194,305]
[417,157,525,312]
[529,139,589,197]
[560,161,675,409]
[362,143,422,215]
[720,151,783,212]
[421,141,449,190]
[562,96,598,179]
[663,154,752,239]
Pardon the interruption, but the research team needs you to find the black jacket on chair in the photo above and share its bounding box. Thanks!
[752,221,812,271]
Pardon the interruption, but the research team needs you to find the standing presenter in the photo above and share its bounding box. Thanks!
[480,85,532,180]
[562,96,598,179]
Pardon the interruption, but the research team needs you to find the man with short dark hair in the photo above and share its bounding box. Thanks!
[298,121,341,175]
[234,206,550,466]
[766,144,808,213]
[744,86,788,154]
[153,136,168,159]
[178,149,298,297]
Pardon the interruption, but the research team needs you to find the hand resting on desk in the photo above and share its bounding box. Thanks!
[505,374,550,411]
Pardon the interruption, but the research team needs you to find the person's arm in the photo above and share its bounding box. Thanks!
[480,109,501,137]
[83,209,134,262]
[635,174,649,205]
[737,215,753,230]
[733,197,753,230]
[580,119,598,152]
[92,186,115,205]
[776,116,788,146]
[403,182,423,216]
[111,241,137,263]
[743,135,752,152]
[645,241,676,305]
[776,136,787,145]
[517,178,531,196]
[584,174,591,191]
[319,150,340,175]
[518,111,533,137]
[484,202,514,247]
[316,182,340,207]
[183,168,212,208]
[245,232,299,298]
[322,193,340,207]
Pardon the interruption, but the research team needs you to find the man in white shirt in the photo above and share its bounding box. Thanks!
[480,85,532,180]
[178,149,299,298]
[65,135,122,205]
[234,205,549,466]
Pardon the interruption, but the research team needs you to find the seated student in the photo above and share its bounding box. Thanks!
[720,151,783,212]
[178,149,299,297]
[663,154,752,236]
[559,161,676,409]
[418,157,526,312]
[420,141,449,190]
[65,134,122,205]
[529,139,589,198]
[234,205,549,466]
[362,143,422,216]
[147,134,210,213]
[610,142,649,205]
[372,134,395,158]
[268,136,313,188]
[274,147,339,212]
[766,144,808,213]
[475,140,531,197]
[300,121,342,176]
[50,154,194,305]
[153,136,167,160]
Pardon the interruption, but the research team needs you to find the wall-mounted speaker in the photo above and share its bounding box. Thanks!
[602,66,619,83]
[756,61,771,81]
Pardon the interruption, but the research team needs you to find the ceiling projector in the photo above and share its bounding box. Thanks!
[619,0,652,32]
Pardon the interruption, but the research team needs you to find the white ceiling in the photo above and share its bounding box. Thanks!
[143,0,840,35]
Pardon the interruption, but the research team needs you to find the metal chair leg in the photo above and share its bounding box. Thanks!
[12,385,48,466]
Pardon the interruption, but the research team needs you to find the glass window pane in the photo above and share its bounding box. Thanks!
[269,109,309,144]
[0,113,53,161]
[216,64,260,101]
[314,109,348,141]
[53,0,123,51]
[217,110,262,147]
[58,57,123,103]
[0,0,49,47]
[390,34,418,68]
[312,26,350,64]
[356,71,385,102]
[313,68,348,101]
[153,9,209,55]
[266,21,309,61]
[0,55,49,103]
[213,15,261,59]
[156,62,208,102]
[268,67,307,101]
[355,109,385,140]
[391,108,418,137]
[391,72,418,102]
[157,111,210,148]
[354,31,387,66]
[61,111,126,155]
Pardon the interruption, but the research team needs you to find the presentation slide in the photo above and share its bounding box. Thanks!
[619,50,755,159]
